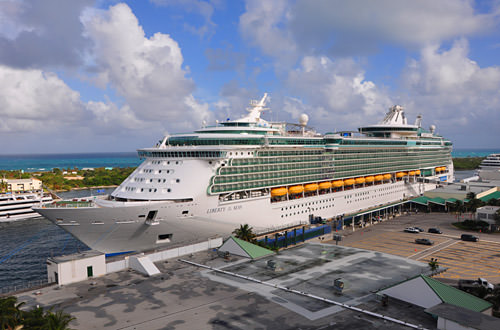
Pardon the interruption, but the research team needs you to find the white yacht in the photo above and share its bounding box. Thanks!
[478,153,500,181]
[0,192,53,222]
[34,95,454,255]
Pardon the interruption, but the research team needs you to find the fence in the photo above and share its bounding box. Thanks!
[1,278,50,296]
[258,224,332,249]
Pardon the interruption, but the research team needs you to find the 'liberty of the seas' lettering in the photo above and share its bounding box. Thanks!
[206,205,242,214]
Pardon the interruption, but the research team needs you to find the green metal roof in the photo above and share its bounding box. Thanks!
[230,236,275,259]
[445,198,459,203]
[479,191,500,202]
[421,276,492,312]
[428,197,446,206]
[411,196,431,205]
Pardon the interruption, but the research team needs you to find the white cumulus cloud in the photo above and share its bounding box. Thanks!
[286,56,393,130]
[401,39,500,146]
[83,3,211,128]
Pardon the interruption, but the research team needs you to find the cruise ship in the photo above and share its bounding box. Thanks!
[478,154,500,181]
[34,95,454,254]
[1,192,53,222]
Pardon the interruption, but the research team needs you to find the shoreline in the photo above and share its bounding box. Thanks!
[53,185,118,193]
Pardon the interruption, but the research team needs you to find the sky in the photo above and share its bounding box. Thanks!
[1,0,500,154]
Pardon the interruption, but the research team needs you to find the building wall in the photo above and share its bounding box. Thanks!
[437,317,473,330]
[47,254,106,286]
[2,178,42,192]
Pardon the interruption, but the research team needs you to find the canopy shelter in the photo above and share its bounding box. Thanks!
[218,236,275,259]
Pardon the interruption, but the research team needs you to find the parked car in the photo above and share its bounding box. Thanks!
[414,227,424,232]
[461,234,479,242]
[415,238,434,245]
[428,228,442,234]
[404,227,420,233]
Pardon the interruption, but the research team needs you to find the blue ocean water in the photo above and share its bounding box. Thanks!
[0,152,142,171]
[451,148,500,158]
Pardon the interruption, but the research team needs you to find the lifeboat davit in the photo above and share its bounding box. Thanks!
[365,176,375,183]
[271,187,288,197]
[415,170,421,175]
[355,177,365,184]
[304,183,319,192]
[289,185,304,194]
[344,179,355,186]
[396,172,407,178]
[319,182,332,190]
[383,174,392,180]
[374,175,384,181]
[332,180,344,187]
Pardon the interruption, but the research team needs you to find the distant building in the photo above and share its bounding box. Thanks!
[82,168,95,171]
[0,178,43,192]
[476,206,500,225]
[63,176,85,180]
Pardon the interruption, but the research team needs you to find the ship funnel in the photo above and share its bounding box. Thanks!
[415,115,422,128]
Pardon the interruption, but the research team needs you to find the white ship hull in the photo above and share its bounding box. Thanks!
[35,179,442,254]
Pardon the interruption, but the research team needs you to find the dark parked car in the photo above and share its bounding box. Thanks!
[428,228,442,234]
[415,238,434,245]
[461,234,478,242]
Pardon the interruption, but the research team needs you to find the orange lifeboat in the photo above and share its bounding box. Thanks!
[319,182,332,190]
[435,167,441,172]
[415,170,421,175]
[344,178,355,186]
[396,172,407,178]
[441,167,446,172]
[271,187,288,197]
[355,177,365,184]
[332,180,344,187]
[374,175,384,181]
[383,174,392,180]
[304,183,319,192]
[365,176,375,183]
[409,171,415,176]
[288,185,304,194]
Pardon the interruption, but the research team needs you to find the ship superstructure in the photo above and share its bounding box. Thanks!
[34,95,453,254]
[478,153,500,181]
[1,192,52,222]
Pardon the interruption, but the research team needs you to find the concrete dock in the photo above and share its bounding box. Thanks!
[17,243,437,329]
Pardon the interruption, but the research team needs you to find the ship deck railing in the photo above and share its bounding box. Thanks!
[43,201,94,208]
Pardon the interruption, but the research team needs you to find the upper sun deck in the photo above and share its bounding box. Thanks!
[138,96,450,156]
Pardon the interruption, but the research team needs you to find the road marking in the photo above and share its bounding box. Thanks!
[414,240,459,261]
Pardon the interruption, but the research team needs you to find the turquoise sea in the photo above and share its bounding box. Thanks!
[0,152,141,171]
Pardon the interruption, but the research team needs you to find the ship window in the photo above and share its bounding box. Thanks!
[176,179,180,183]
[138,215,145,218]
[182,210,188,215]
[167,188,171,192]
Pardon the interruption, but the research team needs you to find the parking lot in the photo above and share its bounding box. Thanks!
[335,213,500,284]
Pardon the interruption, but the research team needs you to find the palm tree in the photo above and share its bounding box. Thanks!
[232,224,256,242]
[0,296,25,330]
[45,310,75,330]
